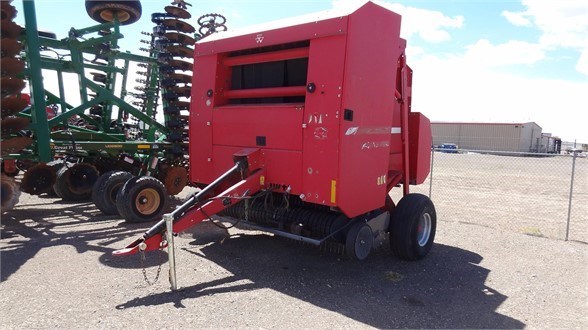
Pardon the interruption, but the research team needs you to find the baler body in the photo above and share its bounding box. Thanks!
[189,2,431,218]
[115,1,436,267]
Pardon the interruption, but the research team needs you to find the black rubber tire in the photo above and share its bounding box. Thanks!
[1,173,20,213]
[345,222,374,261]
[54,163,100,201]
[85,0,142,25]
[92,171,133,215]
[389,193,437,261]
[116,176,168,223]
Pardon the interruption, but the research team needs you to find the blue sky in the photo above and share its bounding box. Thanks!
[13,0,588,142]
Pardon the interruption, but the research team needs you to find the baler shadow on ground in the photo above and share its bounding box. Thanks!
[115,221,524,329]
[0,200,161,282]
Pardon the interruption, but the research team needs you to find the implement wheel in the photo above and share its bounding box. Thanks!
[345,222,374,261]
[54,163,100,201]
[85,0,142,25]
[92,171,133,215]
[21,163,57,195]
[389,193,437,260]
[116,176,168,223]
[1,173,20,213]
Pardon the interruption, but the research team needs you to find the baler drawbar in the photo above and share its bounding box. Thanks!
[113,149,265,257]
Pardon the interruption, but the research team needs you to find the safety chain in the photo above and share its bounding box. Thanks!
[139,249,163,285]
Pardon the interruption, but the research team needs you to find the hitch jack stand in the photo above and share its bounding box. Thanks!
[164,213,178,291]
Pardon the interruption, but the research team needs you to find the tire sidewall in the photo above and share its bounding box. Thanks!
[117,177,168,223]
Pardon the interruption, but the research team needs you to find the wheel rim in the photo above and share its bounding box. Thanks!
[100,9,131,22]
[355,225,373,260]
[417,213,432,247]
[134,188,161,215]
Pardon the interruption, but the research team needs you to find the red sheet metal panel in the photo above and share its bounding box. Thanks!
[223,47,310,67]
[212,104,304,151]
[301,35,346,206]
[196,16,348,55]
[337,2,402,217]
[212,146,303,194]
[408,112,432,184]
[189,53,219,184]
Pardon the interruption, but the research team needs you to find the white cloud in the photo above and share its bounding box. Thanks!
[380,2,464,43]
[463,39,545,67]
[501,10,532,27]
[411,54,588,142]
[576,49,588,75]
[502,0,588,74]
[331,0,464,42]
[405,45,425,59]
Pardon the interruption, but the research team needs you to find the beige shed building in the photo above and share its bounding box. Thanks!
[431,122,543,152]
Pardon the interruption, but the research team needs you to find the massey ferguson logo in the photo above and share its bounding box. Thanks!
[255,33,264,43]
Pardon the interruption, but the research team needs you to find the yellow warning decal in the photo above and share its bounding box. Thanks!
[260,175,265,186]
[330,180,337,204]
[137,144,151,149]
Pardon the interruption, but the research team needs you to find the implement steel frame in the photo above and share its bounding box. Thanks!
[13,0,170,164]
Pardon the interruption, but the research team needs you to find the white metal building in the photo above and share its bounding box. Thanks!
[431,122,543,152]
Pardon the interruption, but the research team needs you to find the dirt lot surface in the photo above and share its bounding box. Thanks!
[402,153,588,243]
[1,185,586,329]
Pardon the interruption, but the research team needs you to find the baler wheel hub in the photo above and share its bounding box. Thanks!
[345,222,374,261]
[417,213,432,247]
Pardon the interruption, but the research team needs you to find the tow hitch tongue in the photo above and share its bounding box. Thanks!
[112,153,265,290]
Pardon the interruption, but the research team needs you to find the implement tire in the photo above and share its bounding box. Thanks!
[85,0,142,25]
[389,193,436,261]
[116,176,168,223]
[92,171,133,215]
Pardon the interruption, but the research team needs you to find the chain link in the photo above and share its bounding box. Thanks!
[139,249,163,286]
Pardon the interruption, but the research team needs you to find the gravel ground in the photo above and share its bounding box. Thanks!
[1,188,586,329]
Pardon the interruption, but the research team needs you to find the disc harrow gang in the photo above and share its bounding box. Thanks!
[142,1,225,184]
[0,0,31,160]
[0,0,228,216]
[20,162,57,195]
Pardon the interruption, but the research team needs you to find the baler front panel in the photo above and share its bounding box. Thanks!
[301,35,347,206]
[212,146,303,194]
[212,104,303,151]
